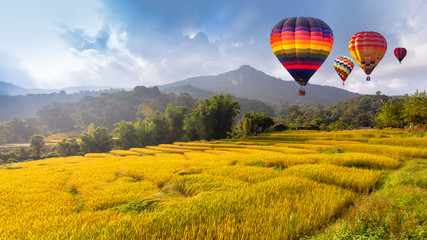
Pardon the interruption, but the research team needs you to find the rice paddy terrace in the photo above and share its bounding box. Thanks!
[0,129,426,239]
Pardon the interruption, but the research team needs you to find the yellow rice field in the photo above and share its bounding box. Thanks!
[0,129,425,239]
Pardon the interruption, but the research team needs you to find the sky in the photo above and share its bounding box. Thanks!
[0,0,426,95]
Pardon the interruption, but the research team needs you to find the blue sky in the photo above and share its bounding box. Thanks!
[0,0,426,95]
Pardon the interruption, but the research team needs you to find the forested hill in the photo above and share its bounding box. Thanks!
[158,65,360,104]
[19,86,271,131]
[0,89,120,122]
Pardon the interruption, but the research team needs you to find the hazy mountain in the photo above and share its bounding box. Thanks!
[0,81,121,96]
[158,65,360,104]
[0,81,29,96]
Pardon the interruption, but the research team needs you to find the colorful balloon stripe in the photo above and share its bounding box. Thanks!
[270,16,334,86]
[394,48,407,63]
[348,31,387,76]
[334,56,354,82]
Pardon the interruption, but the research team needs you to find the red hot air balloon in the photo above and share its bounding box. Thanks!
[270,17,334,95]
[349,31,387,81]
[394,48,407,64]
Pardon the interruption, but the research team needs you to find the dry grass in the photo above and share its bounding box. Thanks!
[0,129,425,239]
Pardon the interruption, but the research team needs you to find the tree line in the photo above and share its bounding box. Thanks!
[1,90,425,163]
[0,86,274,143]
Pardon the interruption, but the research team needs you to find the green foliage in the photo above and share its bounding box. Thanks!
[150,111,169,145]
[164,104,188,143]
[236,111,275,137]
[37,103,74,131]
[55,139,81,157]
[383,159,427,188]
[80,126,113,153]
[185,94,240,140]
[30,134,45,158]
[402,90,427,128]
[330,185,427,240]
[134,118,152,147]
[113,104,188,148]
[0,117,40,142]
[375,99,405,128]
[328,118,349,131]
[375,90,427,129]
[312,158,427,240]
[113,121,138,150]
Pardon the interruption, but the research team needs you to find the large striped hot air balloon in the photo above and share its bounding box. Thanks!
[348,31,387,81]
[270,16,334,95]
[334,56,354,85]
[394,47,407,64]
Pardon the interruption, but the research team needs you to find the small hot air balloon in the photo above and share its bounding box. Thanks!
[270,16,334,95]
[348,31,387,81]
[334,56,354,85]
[394,47,407,64]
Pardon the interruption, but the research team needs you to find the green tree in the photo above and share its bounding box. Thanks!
[134,118,153,147]
[375,99,404,128]
[113,120,138,149]
[310,117,324,126]
[37,103,74,131]
[80,126,113,153]
[30,134,45,158]
[150,111,169,145]
[402,90,427,128]
[236,111,275,137]
[56,139,80,157]
[185,94,240,140]
[328,118,348,131]
[285,105,303,125]
[164,104,188,142]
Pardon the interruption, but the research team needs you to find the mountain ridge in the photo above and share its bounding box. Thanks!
[0,81,121,96]
[157,65,360,104]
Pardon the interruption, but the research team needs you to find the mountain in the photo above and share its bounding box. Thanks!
[0,81,29,96]
[0,81,121,96]
[158,65,360,104]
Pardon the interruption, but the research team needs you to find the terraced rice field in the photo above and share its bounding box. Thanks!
[0,129,425,239]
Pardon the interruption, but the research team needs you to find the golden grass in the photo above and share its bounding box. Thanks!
[164,143,213,151]
[84,153,114,158]
[316,152,400,170]
[129,147,162,155]
[146,145,191,154]
[0,129,424,239]
[306,140,361,145]
[283,164,382,192]
[109,150,141,156]
[138,176,355,239]
[275,143,334,152]
[365,137,427,147]
[338,143,427,159]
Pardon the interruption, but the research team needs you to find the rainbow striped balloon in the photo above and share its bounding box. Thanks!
[270,17,334,86]
[334,56,354,84]
[348,31,387,79]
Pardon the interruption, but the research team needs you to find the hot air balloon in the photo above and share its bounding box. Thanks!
[394,47,407,64]
[270,16,334,95]
[334,56,354,85]
[348,31,387,81]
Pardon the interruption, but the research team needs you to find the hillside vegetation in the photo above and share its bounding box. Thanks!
[0,129,425,239]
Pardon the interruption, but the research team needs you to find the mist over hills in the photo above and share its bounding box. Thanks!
[158,65,360,104]
[0,65,363,122]
[0,81,121,96]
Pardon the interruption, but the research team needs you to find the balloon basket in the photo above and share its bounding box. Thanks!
[342,82,345,85]
[366,76,371,81]
[298,89,306,96]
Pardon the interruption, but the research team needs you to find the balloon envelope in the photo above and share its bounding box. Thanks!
[334,56,354,83]
[394,47,407,63]
[348,31,387,78]
[270,16,334,86]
